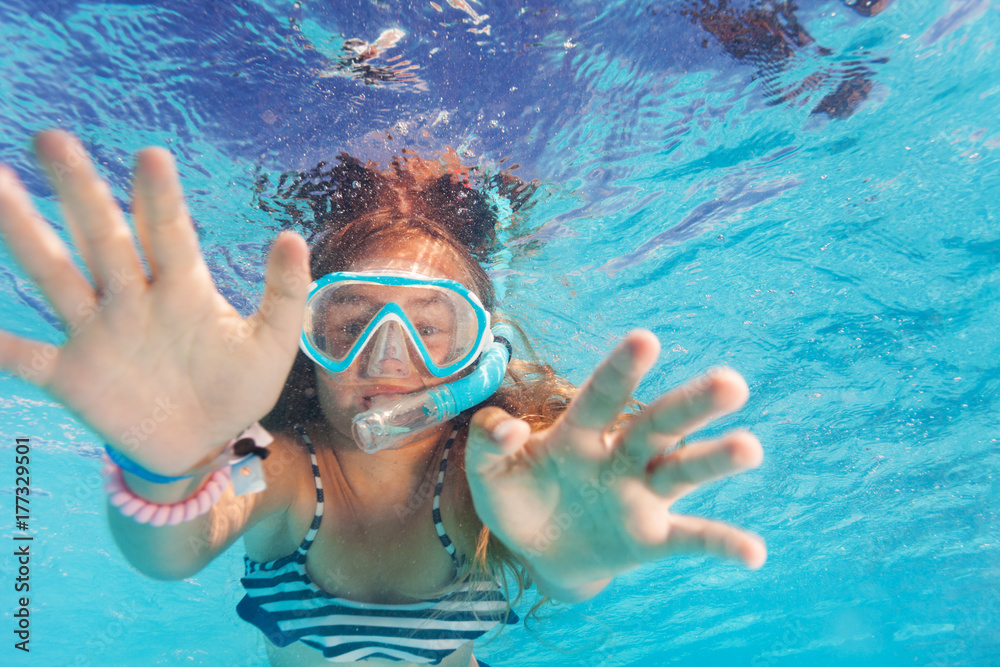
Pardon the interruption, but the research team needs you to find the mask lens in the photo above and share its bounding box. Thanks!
[365,319,412,378]
[303,278,483,374]
[398,285,470,367]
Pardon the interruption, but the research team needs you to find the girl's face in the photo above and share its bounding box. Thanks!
[313,236,480,442]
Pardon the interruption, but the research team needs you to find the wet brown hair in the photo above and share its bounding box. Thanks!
[257,151,572,622]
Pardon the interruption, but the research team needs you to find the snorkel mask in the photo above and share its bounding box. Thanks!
[300,270,512,453]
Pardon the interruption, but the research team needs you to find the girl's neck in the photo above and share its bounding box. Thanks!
[306,420,450,498]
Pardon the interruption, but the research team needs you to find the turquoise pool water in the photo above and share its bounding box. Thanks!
[1,1,998,665]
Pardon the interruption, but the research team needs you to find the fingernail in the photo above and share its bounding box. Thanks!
[491,420,516,442]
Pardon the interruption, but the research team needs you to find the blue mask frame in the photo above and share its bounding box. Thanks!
[300,270,492,378]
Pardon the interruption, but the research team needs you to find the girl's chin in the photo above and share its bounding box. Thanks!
[315,404,360,440]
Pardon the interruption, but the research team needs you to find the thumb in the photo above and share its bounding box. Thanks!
[466,406,532,475]
[254,231,311,347]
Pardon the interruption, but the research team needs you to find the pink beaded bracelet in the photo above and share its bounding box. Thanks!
[102,457,231,526]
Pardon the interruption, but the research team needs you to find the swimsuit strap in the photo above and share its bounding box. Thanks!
[433,428,461,567]
[292,424,459,566]
[293,425,324,558]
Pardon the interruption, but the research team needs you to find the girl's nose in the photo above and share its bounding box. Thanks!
[364,320,412,378]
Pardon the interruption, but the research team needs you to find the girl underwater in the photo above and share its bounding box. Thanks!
[0,130,766,666]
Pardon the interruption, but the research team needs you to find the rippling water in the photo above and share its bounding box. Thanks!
[1,1,998,665]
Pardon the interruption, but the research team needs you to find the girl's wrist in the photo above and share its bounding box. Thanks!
[104,423,273,485]
[534,574,611,603]
[513,547,613,603]
[105,461,230,526]
[102,422,274,519]
[117,468,213,504]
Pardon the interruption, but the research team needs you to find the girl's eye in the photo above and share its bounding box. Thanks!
[418,325,439,337]
[340,321,366,337]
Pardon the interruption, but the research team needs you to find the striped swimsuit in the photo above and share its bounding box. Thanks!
[236,426,517,664]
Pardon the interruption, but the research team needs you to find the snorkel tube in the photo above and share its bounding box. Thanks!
[352,324,514,453]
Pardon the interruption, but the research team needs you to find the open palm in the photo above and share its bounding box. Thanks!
[0,131,310,475]
[466,331,766,596]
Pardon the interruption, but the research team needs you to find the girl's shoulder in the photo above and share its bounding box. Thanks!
[242,428,317,562]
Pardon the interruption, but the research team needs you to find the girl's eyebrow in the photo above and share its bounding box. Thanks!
[330,291,445,307]
[329,292,372,304]
[405,293,447,307]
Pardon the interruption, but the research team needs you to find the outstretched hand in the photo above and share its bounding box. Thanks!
[465,330,765,599]
[0,131,311,475]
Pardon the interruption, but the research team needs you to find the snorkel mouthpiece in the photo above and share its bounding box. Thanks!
[352,325,514,453]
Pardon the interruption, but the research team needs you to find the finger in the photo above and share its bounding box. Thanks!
[132,147,205,280]
[622,367,749,465]
[659,514,767,569]
[251,231,311,348]
[465,406,532,476]
[562,330,660,433]
[0,330,60,386]
[33,130,145,291]
[0,165,95,322]
[647,431,762,500]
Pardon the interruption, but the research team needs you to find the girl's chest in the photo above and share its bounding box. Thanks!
[304,494,459,602]
[244,444,472,603]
